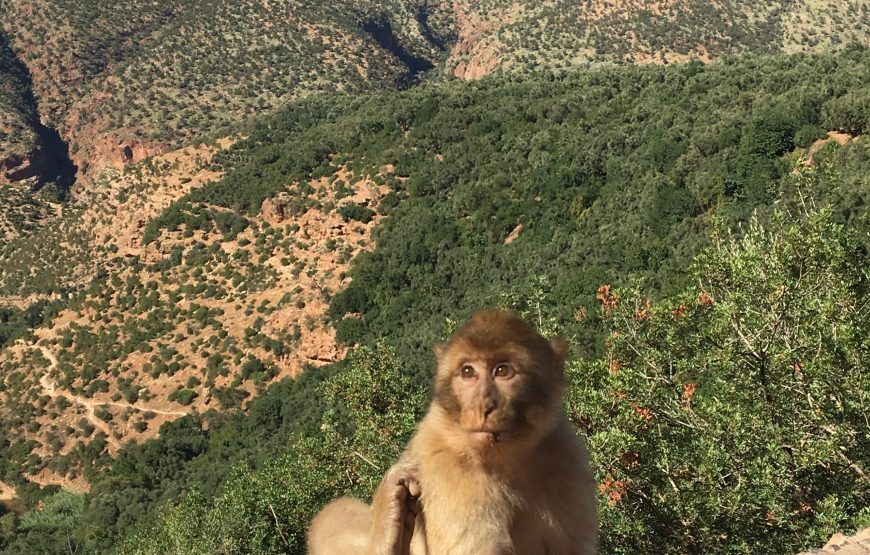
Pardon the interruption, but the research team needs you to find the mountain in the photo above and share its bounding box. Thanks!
[0,2,869,554]
[446,0,870,76]
[1,45,869,553]
[0,33,37,172]
[0,0,452,176]
[2,0,868,184]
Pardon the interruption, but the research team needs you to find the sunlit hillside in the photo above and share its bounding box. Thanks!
[0,2,869,554]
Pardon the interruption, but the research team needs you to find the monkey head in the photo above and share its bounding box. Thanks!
[432,310,568,453]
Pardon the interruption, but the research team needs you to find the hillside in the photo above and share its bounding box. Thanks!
[0,47,867,553]
[446,0,870,76]
[2,0,868,186]
[0,28,73,228]
[0,2,869,553]
[0,28,76,241]
[0,137,393,484]
[0,33,36,167]
[0,0,451,177]
[1,0,867,283]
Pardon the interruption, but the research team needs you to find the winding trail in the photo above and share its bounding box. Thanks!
[37,347,189,451]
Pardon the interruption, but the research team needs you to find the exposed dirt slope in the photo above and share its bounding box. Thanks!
[0,481,14,501]
[37,347,188,453]
[0,143,390,486]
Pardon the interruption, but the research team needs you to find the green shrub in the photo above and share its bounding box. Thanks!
[793,124,827,148]
[567,207,870,554]
[173,389,198,406]
[336,203,375,223]
[120,344,424,554]
[822,91,870,135]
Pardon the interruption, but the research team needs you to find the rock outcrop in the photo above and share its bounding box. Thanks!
[260,193,293,225]
[0,150,45,183]
[82,135,171,174]
[799,528,870,555]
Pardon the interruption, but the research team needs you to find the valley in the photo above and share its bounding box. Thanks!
[0,1,868,554]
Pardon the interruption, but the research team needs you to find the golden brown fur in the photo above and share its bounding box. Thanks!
[308,310,597,555]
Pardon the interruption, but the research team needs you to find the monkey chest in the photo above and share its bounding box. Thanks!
[418,482,565,555]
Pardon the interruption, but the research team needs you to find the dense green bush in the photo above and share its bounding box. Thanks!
[172,389,198,406]
[822,90,870,135]
[568,204,870,553]
[7,491,85,553]
[793,124,827,148]
[337,203,375,223]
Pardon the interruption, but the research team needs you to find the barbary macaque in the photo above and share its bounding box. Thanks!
[308,310,597,554]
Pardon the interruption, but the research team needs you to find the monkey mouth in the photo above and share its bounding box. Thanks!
[469,430,503,445]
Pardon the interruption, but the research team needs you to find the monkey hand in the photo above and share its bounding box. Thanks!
[368,459,422,555]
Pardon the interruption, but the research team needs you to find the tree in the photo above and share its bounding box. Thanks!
[15,490,85,554]
[567,206,870,554]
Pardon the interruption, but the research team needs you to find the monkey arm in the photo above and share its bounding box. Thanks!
[366,457,422,555]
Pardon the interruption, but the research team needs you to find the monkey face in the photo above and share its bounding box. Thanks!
[444,356,543,446]
[433,311,567,450]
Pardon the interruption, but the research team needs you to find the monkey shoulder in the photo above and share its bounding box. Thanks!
[525,418,598,551]
[539,417,592,471]
[532,417,596,503]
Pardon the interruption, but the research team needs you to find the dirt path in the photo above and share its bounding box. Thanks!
[37,347,189,451]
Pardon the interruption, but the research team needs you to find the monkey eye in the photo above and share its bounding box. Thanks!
[492,363,515,379]
[459,365,476,379]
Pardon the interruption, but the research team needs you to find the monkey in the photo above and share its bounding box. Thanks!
[308,310,598,555]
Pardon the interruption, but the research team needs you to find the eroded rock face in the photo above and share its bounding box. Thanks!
[260,192,297,225]
[89,136,171,171]
[798,528,870,555]
[0,150,46,183]
[447,3,506,81]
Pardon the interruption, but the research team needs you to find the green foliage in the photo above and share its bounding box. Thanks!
[4,491,85,553]
[120,343,424,554]
[321,48,869,382]
[18,491,84,532]
[822,90,870,135]
[0,300,64,347]
[170,389,198,406]
[566,206,870,554]
[794,124,827,148]
[337,203,376,223]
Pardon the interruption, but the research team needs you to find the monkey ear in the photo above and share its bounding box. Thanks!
[549,337,568,368]
[434,341,448,362]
